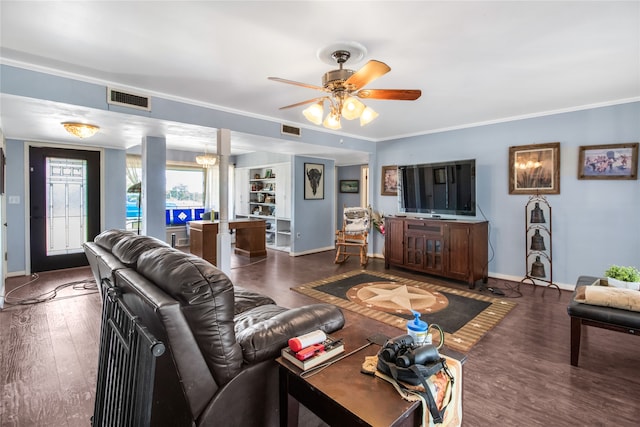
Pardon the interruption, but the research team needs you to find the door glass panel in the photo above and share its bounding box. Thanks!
[46,157,87,255]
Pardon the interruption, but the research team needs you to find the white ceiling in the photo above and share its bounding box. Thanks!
[1,1,638,164]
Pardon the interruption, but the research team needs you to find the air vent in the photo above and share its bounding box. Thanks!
[107,87,151,111]
[281,124,301,137]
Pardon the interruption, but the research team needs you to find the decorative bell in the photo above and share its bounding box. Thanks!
[530,256,546,278]
[530,202,546,224]
[530,229,546,251]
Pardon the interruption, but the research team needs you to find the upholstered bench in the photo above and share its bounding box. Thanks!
[567,275,640,366]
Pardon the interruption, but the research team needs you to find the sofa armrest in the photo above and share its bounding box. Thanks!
[235,304,345,363]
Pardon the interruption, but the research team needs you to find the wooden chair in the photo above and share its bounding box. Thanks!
[335,207,369,266]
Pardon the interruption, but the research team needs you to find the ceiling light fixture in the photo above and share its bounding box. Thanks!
[196,154,217,167]
[196,145,218,168]
[61,122,100,138]
[302,92,378,129]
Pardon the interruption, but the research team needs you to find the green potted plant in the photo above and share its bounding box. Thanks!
[604,265,640,290]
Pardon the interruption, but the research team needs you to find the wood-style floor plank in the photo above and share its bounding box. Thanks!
[1,250,639,426]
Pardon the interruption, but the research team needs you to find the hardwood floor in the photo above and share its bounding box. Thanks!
[1,249,639,426]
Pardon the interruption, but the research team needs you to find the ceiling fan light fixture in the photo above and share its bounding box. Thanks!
[302,101,324,125]
[341,96,365,120]
[323,112,342,130]
[62,122,100,138]
[360,106,379,126]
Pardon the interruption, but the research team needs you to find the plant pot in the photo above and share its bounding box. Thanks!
[606,277,640,290]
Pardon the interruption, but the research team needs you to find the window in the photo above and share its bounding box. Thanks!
[125,155,234,229]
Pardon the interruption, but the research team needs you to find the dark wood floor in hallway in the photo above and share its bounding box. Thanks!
[1,249,639,426]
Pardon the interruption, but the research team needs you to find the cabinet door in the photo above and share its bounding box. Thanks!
[404,220,444,274]
[274,163,291,219]
[405,231,425,269]
[446,224,471,281]
[234,168,250,217]
[422,234,445,274]
[385,217,404,266]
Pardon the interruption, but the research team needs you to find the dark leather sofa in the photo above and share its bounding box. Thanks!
[84,229,345,426]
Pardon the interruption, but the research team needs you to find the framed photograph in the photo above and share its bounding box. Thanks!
[265,168,273,178]
[340,179,359,193]
[304,163,324,199]
[509,142,560,195]
[381,165,398,196]
[434,168,446,184]
[578,143,638,180]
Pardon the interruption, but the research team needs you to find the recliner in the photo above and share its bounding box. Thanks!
[84,229,345,426]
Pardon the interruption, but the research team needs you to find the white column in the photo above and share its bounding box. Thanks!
[216,129,231,274]
[141,136,166,240]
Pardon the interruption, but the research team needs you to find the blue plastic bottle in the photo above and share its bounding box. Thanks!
[407,310,428,345]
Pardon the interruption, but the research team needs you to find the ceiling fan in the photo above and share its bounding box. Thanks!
[268,50,421,129]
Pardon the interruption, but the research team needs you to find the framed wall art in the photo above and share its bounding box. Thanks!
[381,165,398,196]
[577,143,638,180]
[339,179,359,193]
[509,142,560,195]
[304,162,324,199]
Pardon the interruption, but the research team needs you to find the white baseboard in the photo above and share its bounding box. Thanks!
[488,272,574,291]
[290,246,335,257]
[7,270,27,278]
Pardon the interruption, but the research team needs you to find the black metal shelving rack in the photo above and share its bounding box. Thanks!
[520,194,560,295]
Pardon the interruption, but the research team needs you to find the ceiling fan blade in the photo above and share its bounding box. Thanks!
[356,89,422,100]
[268,77,326,92]
[279,97,328,110]
[344,60,391,90]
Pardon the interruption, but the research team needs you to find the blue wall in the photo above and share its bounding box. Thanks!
[374,102,640,286]
[103,148,126,230]
[336,164,363,223]
[293,156,335,254]
[5,139,26,273]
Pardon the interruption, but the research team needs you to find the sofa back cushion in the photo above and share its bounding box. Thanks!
[136,247,243,385]
[94,229,137,250]
[112,234,169,267]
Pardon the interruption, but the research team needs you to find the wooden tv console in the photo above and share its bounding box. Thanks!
[384,216,489,288]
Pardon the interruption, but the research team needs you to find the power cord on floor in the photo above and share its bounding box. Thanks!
[486,281,523,299]
[2,273,97,306]
[231,257,268,269]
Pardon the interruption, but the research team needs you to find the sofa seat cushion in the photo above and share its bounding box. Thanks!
[136,247,243,385]
[235,303,345,363]
[234,304,289,330]
[233,286,277,315]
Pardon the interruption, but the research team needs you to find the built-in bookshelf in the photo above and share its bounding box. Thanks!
[240,164,291,252]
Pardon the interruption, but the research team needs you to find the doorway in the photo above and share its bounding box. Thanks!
[29,147,100,272]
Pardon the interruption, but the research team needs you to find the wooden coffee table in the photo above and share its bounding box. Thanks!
[278,325,464,427]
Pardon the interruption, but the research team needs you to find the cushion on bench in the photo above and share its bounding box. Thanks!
[568,276,640,330]
[574,285,640,312]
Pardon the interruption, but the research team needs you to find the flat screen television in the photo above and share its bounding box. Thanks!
[398,159,476,217]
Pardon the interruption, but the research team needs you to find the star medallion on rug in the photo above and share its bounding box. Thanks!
[291,270,516,353]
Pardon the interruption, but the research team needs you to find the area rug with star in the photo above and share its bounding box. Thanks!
[291,270,517,353]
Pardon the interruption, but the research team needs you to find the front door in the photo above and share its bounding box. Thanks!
[29,147,100,272]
